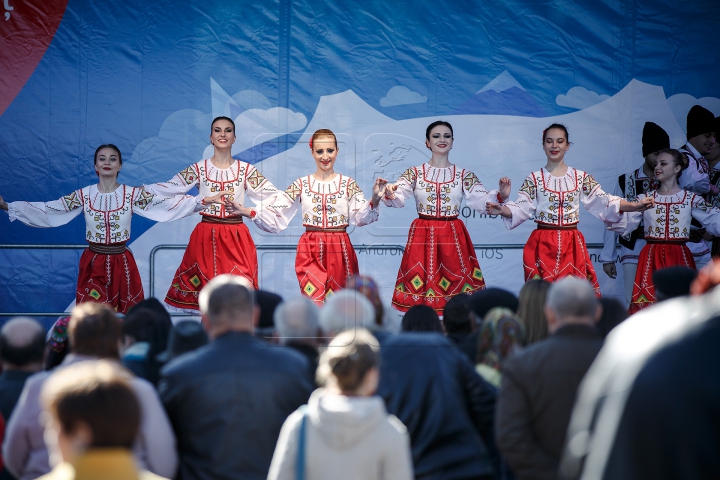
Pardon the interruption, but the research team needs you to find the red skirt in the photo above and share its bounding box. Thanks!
[523,228,600,295]
[165,221,259,310]
[628,242,695,314]
[76,248,143,314]
[392,218,486,313]
[295,231,358,304]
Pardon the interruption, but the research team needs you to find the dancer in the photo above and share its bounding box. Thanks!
[600,121,666,304]
[147,116,280,311]
[613,148,720,313]
[227,129,387,303]
[487,123,652,294]
[383,120,510,313]
[0,144,214,313]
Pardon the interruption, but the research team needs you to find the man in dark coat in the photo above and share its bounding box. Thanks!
[496,277,603,480]
[159,275,313,480]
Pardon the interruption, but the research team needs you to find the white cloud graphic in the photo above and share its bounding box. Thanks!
[666,93,720,133]
[556,86,610,110]
[380,86,427,107]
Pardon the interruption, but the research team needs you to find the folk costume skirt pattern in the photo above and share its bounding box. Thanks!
[628,242,695,314]
[523,228,600,295]
[392,217,486,313]
[296,231,358,304]
[76,248,143,314]
[165,220,259,310]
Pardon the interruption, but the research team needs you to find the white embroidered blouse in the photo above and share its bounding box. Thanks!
[383,163,498,217]
[503,167,623,229]
[612,190,720,240]
[145,159,279,221]
[7,184,201,244]
[254,174,378,233]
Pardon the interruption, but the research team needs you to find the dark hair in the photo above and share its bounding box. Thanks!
[317,329,379,393]
[657,148,687,173]
[542,123,569,143]
[517,279,551,345]
[0,320,45,366]
[122,307,172,385]
[42,361,140,449]
[310,128,337,149]
[94,144,122,166]
[425,120,454,140]
[442,294,474,335]
[211,116,235,132]
[69,303,121,359]
[595,297,628,339]
[401,305,443,333]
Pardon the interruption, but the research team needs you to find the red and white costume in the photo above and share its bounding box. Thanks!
[613,190,720,314]
[254,174,378,303]
[7,185,201,313]
[383,163,496,313]
[147,159,279,311]
[503,167,623,294]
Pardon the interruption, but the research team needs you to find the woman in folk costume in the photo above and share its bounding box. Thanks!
[383,120,511,313]
[227,129,388,304]
[487,123,652,294]
[612,148,720,314]
[146,116,280,311]
[0,144,214,314]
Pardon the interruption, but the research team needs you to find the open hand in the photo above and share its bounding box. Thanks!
[635,197,654,211]
[372,177,389,203]
[498,177,511,201]
[224,199,253,217]
[204,190,233,205]
[486,202,503,216]
[384,183,398,200]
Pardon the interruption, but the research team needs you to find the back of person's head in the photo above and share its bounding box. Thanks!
[255,290,283,338]
[545,277,600,331]
[274,297,320,344]
[126,298,171,329]
[596,297,628,339]
[198,275,255,333]
[316,329,379,395]
[41,360,140,452]
[319,290,375,338]
[401,305,443,333]
[157,321,209,364]
[0,317,45,368]
[122,307,173,384]
[469,287,519,320]
[442,294,474,335]
[476,307,525,369]
[345,275,384,328]
[517,279,551,345]
[653,266,698,302]
[69,303,121,359]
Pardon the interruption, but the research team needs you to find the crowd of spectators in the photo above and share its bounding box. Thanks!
[0,263,717,480]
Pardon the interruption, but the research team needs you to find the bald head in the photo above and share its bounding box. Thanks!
[0,317,45,370]
[545,278,601,333]
[199,275,256,338]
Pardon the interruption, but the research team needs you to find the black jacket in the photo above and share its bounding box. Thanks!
[159,331,313,480]
[377,332,498,480]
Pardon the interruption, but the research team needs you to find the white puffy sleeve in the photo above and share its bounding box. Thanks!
[691,193,720,236]
[131,187,204,222]
[599,179,623,264]
[144,164,199,197]
[503,174,537,230]
[606,193,644,235]
[679,157,710,194]
[347,178,379,226]
[383,167,416,208]
[7,189,84,227]
[461,170,498,214]
[251,180,302,234]
[579,172,623,223]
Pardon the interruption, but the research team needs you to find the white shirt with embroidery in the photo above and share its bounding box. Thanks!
[145,159,279,221]
[253,174,378,233]
[7,184,202,244]
[612,190,720,240]
[503,167,623,230]
[383,163,498,217]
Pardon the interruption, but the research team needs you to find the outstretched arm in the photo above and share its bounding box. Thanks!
[486,202,513,218]
[498,177,511,202]
[619,197,654,212]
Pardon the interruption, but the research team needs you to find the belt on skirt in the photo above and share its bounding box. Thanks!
[418,215,459,221]
[645,239,687,245]
[304,226,347,233]
[201,216,243,224]
[88,242,127,254]
[536,223,578,230]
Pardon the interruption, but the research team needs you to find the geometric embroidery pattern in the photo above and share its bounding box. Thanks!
[62,191,82,211]
[346,179,362,199]
[438,276,451,292]
[285,181,302,201]
[462,172,481,191]
[400,167,418,186]
[303,281,318,297]
[178,165,198,185]
[246,168,266,190]
[410,274,424,291]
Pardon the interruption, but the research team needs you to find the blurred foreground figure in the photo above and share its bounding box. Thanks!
[560,259,720,480]
[496,277,603,480]
[37,361,167,480]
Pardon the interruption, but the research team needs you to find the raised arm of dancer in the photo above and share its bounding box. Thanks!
[1,189,84,227]
[464,175,510,213]
[382,167,416,207]
[349,177,386,226]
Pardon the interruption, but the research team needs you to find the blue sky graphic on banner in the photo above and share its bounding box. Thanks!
[1,0,719,321]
